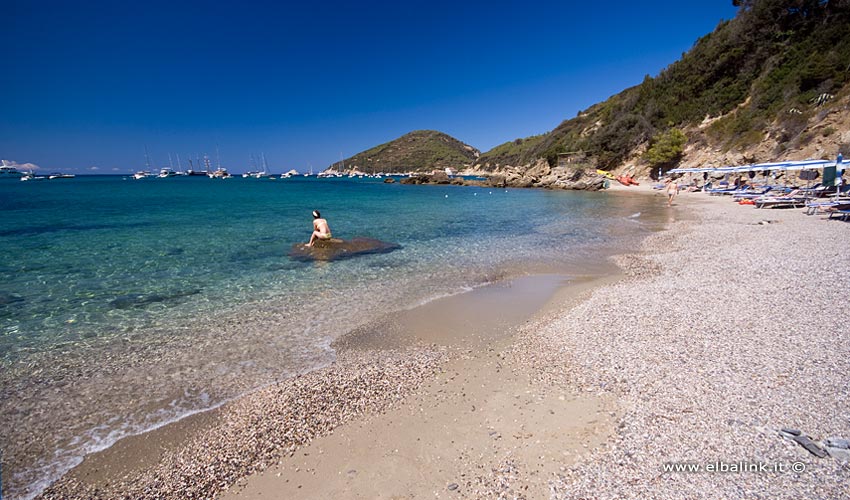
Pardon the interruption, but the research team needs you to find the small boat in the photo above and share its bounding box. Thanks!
[21,171,48,181]
[48,173,75,179]
[158,168,179,178]
[133,171,154,180]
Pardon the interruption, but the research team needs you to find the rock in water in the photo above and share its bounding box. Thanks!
[0,292,24,305]
[109,289,202,309]
[288,238,402,262]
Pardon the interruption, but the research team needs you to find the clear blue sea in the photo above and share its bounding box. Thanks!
[0,175,664,499]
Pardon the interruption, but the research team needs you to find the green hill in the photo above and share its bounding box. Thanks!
[477,0,850,175]
[327,130,480,174]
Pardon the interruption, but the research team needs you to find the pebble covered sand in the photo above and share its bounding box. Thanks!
[36,191,849,499]
[38,347,444,499]
[511,193,849,498]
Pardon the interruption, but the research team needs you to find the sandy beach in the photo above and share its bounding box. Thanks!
[38,187,849,499]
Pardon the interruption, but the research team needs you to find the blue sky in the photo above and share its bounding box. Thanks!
[1,0,738,173]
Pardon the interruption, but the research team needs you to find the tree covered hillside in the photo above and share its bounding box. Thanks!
[477,0,850,172]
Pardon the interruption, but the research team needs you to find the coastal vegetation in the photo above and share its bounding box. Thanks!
[476,0,850,172]
[328,130,479,173]
[644,128,687,169]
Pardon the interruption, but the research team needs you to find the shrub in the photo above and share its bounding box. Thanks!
[644,129,687,168]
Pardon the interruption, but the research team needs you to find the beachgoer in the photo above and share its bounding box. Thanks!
[308,210,332,247]
[665,178,679,207]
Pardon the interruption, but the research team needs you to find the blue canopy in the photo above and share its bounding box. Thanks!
[669,159,847,174]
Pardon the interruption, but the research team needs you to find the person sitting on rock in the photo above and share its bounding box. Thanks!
[308,210,332,247]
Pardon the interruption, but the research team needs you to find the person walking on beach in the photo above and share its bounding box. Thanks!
[665,178,679,207]
[308,210,332,247]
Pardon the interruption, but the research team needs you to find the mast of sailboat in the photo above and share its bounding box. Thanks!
[168,153,174,170]
[144,145,152,172]
[261,152,268,174]
[176,153,183,173]
[216,144,221,171]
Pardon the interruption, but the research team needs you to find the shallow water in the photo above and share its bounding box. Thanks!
[0,175,666,499]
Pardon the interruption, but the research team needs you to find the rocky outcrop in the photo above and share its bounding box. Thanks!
[399,161,607,191]
[289,238,402,262]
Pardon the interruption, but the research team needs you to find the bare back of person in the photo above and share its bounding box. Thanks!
[313,218,330,237]
[308,210,332,247]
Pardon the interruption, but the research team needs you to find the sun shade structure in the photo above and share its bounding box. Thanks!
[669,159,847,174]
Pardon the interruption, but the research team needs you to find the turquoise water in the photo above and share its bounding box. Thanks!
[0,175,663,499]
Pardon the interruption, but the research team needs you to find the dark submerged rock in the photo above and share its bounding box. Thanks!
[0,292,24,305]
[288,237,402,262]
[109,289,202,309]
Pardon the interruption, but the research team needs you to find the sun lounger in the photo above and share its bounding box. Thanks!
[708,185,748,196]
[733,186,773,200]
[805,199,850,215]
[755,196,808,209]
[828,209,850,221]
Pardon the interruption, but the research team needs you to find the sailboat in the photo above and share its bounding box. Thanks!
[134,146,155,179]
[186,154,209,176]
[208,146,230,179]
[254,153,270,178]
[159,154,178,177]
[242,154,259,178]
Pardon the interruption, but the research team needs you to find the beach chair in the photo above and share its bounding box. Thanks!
[827,209,850,221]
[754,190,809,209]
[707,184,743,196]
[805,199,850,215]
[733,186,773,201]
